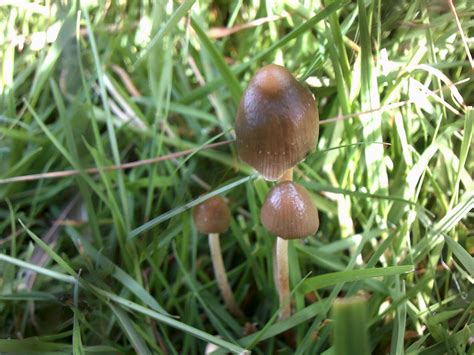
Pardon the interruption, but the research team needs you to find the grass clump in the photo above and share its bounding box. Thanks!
[0,1,473,353]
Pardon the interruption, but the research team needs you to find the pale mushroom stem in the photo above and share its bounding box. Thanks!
[279,168,294,182]
[208,233,243,318]
[276,237,290,320]
[272,242,279,297]
[275,168,293,320]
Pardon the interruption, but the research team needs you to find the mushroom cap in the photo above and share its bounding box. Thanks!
[261,181,319,239]
[192,196,231,234]
[235,64,319,181]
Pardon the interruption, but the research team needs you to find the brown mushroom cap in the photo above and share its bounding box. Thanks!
[192,196,231,234]
[261,181,319,239]
[235,64,319,181]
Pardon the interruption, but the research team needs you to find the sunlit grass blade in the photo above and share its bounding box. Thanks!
[191,17,242,104]
[81,6,130,233]
[302,181,417,205]
[0,253,76,284]
[135,0,196,66]
[28,10,76,107]
[357,0,388,203]
[444,235,474,277]
[412,192,474,262]
[300,265,414,294]
[449,107,473,207]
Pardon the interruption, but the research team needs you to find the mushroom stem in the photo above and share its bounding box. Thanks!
[275,167,293,320]
[208,233,243,318]
[279,168,294,182]
[272,242,279,297]
[276,236,290,320]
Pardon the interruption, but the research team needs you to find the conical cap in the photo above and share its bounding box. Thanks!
[261,181,319,239]
[235,64,319,180]
[193,196,231,234]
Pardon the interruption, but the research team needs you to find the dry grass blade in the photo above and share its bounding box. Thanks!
[208,15,285,39]
[447,0,474,70]
[111,64,141,97]
[24,196,80,290]
[0,140,233,185]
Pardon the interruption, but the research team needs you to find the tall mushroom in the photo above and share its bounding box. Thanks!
[235,64,319,319]
[192,196,243,318]
[235,64,319,181]
[261,181,319,319]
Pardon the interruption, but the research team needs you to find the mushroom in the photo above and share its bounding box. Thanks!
[235,64,320,320]
[261,180,319,319]
[192,196,243,318]
[235,64,319,181]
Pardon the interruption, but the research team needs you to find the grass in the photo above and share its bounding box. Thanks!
[0,0,473,354]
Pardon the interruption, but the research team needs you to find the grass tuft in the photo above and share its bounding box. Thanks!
[0,1,472,353]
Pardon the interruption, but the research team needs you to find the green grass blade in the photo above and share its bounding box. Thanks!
[450,107,473,207]
[300,265,414,294]
[332,296,370,355]
[173,244,238,343]
[135,0,196,66]
[444,235,474,277]
[18,219,77,276]
[0,292,57,302]
[412,192,474,262]
[109,303,152,355]
[66,227,169,314]
[239,301,323,347]
[357,0,388,201]
[390,280,407,355]
[0,339,71,352]
[129,175,256,239]
[28,10,76,107]
[0,253,76,283]
[302,181,417,205]
[81,7,129,231]
[179,0,349,104]
[72,312,85,355]
[91,286,248,354]
[191,17,242,104]
[241,0,349,69]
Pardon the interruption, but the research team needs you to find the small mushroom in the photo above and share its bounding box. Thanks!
[261,181,319,239]
[235,64,319,181]
[192,196,243,318]
[261,180,319,320]
[193,196,231,235]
